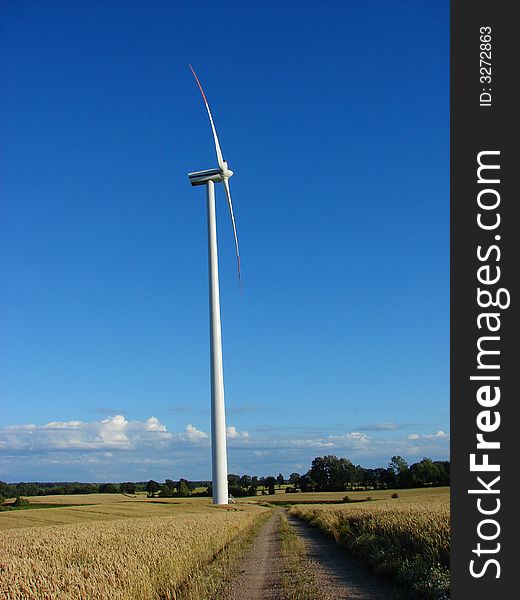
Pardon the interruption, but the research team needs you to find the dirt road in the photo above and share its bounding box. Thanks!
[224,510,283,600]
[224,509,401,600]
[287,514,401,599]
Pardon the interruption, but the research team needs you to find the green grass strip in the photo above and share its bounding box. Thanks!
[279,512,323,600]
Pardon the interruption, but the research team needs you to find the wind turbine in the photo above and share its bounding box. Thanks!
[188,65,240,505]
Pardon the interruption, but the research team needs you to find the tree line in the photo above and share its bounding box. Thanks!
[0,480,210,502]
[294,455,450,492]
[1,455,449,502]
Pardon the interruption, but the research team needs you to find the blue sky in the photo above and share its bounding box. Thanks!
[0,1,449,482]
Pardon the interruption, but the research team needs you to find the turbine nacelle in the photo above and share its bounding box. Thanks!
[188,167,232,186]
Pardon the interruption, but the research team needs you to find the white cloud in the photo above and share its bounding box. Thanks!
[0,415,172,451]
[184,424,208,442]
[144,417,167,432]
[98,415,130,446]
[42,421,83,429]
[344,432,370,443]
[429,430,448,438]
[329,431,371,448]
[280,438,336,448]
[408,430,449,441]
[226,426,249,439]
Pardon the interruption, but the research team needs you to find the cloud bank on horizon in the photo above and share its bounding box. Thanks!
[0,414,449,482]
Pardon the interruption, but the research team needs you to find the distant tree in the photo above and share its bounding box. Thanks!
[73,483,98,494]
[410,458,441,487]
[177,478,193,491]
[177,481,190,497]
[161,479,176,498]
[299,474,314,492]
[289,473,301,487]
[119,482,136,495]
[277,474,284,489]
[264,476,277,495]
[372,468,387,489]
[239,475,252,489]
[13,482,39,497]
[308,456,329,490]
[99,483,118,494]
[398,469,415,489]
[379,467,397,489]
[434,460,450,486]
[228,485,249,498]
[389,456,412,489]
[308,456,355,491]
[228,474,240,487]
[361,468,378,490]
[248,476,258,496]
[389,456,408,476]
[0,480,9,501]
[355,465,367,489]
[258,477,266,491]
[146,480,160,497]
[24,483,39,497]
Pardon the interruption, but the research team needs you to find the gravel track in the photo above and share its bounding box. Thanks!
[224,508,403,599]
[287,513,402,599]
[224,510,283,600]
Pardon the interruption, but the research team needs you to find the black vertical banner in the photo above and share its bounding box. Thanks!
[451,1,517,598]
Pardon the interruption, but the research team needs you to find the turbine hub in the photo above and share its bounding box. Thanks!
[222,169,233,179]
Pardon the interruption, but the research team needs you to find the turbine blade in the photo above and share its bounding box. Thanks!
[223,177,241,282]
[189,65,225,171]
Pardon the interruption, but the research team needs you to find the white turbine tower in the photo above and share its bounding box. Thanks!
[188,65,240,505]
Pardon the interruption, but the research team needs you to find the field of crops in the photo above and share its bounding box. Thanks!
[0,502,269,599]
[0,494,215,531]
[289,492,450,599]
[0,488,449,598]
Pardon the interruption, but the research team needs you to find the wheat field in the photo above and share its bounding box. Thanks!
[289,493,450,598]
[0,495,213,531]
[0,503,269,599]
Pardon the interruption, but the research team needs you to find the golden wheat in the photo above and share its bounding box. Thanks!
[0,505,268,599]
[289,496,450,598]
[0,497,214,531]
